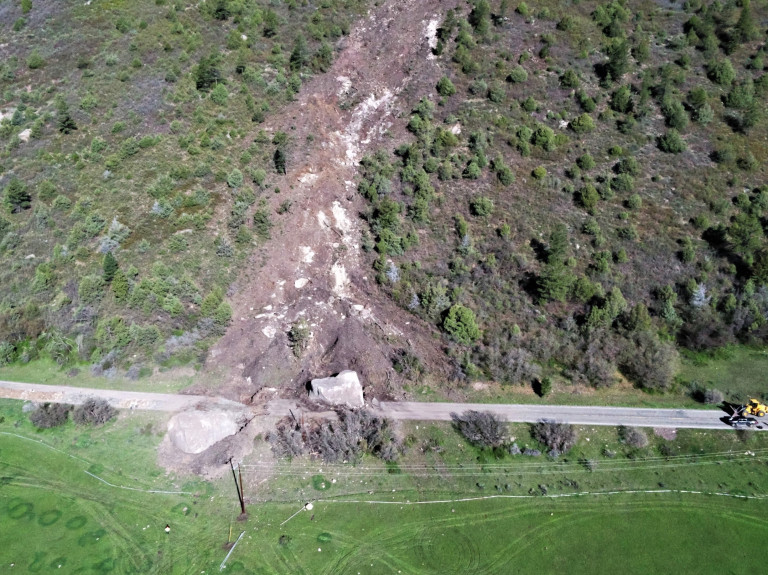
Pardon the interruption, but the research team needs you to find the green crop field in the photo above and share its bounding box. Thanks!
[3,400,768,574]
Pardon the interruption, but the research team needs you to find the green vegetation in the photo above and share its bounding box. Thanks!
[354,0,768,395]
[4,399,768,573]
[0,0,366,376]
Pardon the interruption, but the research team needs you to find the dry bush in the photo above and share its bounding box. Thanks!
[29,402,72,429]
[703,388,724,405]
[619,426,649,448]
[451,410,507,448]
[72,398,117,426]
[267,409,401,463]
[266,418,306,459]
[531,420,577,453]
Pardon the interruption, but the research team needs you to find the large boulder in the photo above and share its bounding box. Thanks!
[167,409,245,454]
[309,370,364,408]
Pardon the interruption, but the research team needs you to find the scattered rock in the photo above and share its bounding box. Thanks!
[167,409,248,454]
[309,370,364,408]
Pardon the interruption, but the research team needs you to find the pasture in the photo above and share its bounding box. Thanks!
[2,400,768,574]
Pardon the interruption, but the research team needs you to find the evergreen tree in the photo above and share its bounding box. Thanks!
[312,43,333,73]
[111,269,129,300]
[274,148,287,174]
[102,251,118,282]
[56,97,77,134]
[735,0,758,43]
[194,53,222,91]
[604,39,629,82]
[290,35,308,71]
[468,0,491,36]
[538,224,575,302]
[4,177,31,213]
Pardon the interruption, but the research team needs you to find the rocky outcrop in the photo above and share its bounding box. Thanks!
[309,370,364,408]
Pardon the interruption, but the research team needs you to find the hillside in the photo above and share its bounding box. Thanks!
[1,0,768,405]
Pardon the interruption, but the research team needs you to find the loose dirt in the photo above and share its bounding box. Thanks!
[205,0,458,406]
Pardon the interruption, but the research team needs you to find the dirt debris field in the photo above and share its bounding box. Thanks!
[206,0,458,406]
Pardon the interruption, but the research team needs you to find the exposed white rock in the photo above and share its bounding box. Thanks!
[309,370,364,408]
[167,409,245,454]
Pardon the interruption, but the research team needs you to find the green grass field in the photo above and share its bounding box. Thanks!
[0,358,195,393]
[679,344,768,402]
[3,400,768,574]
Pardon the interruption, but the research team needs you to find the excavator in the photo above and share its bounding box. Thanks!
[742,399,768,418]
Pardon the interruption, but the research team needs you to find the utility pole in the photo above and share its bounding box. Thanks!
[229,458,246,515]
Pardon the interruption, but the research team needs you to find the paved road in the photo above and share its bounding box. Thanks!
[266,398,743,430]
[370,401,741,430]
[0,380,241,412]
[0,381,746,430]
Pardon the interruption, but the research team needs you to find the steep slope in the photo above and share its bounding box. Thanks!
[207,0,455,402]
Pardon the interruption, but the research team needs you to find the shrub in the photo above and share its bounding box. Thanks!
[507,66,528,83]
[620,332,678,390]
[451,410,506,448]
[73,398,117,426]
[577,184,599,214]
[532,125,556,151]
[26,50,45,69]
[288,320,310,358]
[560,69,579,88]
[194,53,222,91]
[253,209,273,239]
[658,129,686,153]
[4,178,31,213]
[619,426,648,448]
[227,168,244,188]
[78,275,106,304]
[707,58,735,86]
[531,166,547,179]
[210,83,228,105]
[703,388,724,405]
[626,193,642,209]
[443,304,480,345]
[531,420,577,453]
[570,113,595,134]
[470,196,494,217]
[278,408,401,463]
[436,76,456,97]
[487,82,505,103]
[610,85,633,113]
[577,153,595,171]
[30,403,72,429]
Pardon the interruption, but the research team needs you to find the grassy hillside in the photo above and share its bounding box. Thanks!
[0,0,365,375]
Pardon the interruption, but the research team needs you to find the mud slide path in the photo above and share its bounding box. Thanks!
[206,0,455,402]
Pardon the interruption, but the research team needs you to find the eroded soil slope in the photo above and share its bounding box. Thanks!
[206,0,456,403]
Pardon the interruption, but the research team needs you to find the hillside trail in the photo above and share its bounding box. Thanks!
[204,0,457,403]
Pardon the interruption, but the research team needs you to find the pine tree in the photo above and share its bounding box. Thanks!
[604,39,629,82]
[274,148,286,174]
[468,0,491,35]
[102,252,118,282]
[290,35,308,71]
[56,97,77,134]
[735,0,758,43]
[4,177,31,213]
[111,269,129,300]
[538,224,575,302]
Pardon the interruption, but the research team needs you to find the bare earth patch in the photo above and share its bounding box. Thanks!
[203,0,454,407]
[654,428,678,440]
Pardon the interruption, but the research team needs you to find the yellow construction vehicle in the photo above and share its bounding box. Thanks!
[744,399,768,418]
